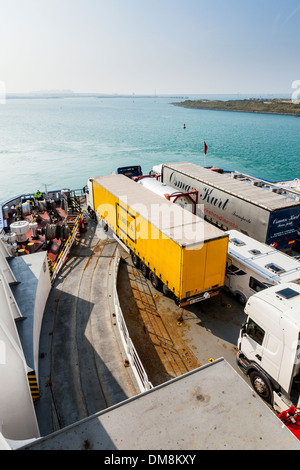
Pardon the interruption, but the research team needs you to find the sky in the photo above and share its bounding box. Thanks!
[0,0,300,95]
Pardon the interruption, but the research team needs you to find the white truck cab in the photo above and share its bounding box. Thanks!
[237,282,300,413]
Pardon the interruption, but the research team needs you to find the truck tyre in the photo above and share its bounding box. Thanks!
[163,284,174,298]
[249,370,273,404]
[236,293,246,305]
[140,261,149,278]
[149,271,161,290]
[131,252,140,268]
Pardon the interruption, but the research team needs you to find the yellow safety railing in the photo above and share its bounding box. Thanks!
[50,210,84,284]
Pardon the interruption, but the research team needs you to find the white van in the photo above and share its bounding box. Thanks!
[225,230,300,304]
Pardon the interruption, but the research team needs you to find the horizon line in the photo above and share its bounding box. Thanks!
[5,91,292,98]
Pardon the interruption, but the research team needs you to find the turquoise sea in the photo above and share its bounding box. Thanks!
[0,94,299,202]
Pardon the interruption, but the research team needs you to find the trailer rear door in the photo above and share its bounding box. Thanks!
[267,206,300,248]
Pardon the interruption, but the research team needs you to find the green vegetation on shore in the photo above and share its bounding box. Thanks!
[173,98,300,116]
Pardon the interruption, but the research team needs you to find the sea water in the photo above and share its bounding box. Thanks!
[0,94,299,202]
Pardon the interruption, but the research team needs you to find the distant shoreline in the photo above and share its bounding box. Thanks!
[172,99,300,117]
[6,93,185,100]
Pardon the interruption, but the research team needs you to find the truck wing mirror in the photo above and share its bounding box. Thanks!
[241,322,247,336]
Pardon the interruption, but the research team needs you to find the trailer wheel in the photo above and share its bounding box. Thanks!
[249,370,272,404]
[236,293,246,306]
[140,261,149,278]
[163,284,174,298]
[149,271,161,290]
[131,252,140,268]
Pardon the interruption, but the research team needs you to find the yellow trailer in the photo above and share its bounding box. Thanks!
[89,174,228,307]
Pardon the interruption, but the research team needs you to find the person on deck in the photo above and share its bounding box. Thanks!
[34,190,43,200]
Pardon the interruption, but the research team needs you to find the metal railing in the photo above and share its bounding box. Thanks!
[112,249,153,393]
[50,210,83,284]
[1,187,86,209]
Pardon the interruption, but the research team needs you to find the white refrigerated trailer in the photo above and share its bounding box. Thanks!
[160,162,300,250]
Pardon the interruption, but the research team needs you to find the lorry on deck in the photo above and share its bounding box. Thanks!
[237,282,300,413]
[225,230,300,304]
[114,165,143,178]
[157,162,300,250]
[86,173,229,307]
